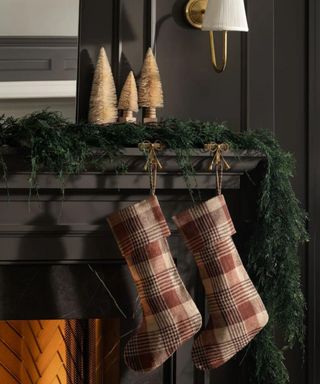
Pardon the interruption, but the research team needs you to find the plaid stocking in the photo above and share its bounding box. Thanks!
[107,196,202,372]
[173,195,269,370]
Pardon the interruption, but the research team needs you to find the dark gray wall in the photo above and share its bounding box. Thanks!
[307,0,320,383]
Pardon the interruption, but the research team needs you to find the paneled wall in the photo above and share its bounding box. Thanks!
[76,0,313,383]
[77,0,243,128]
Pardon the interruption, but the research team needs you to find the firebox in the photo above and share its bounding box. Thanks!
[0,319,121,383]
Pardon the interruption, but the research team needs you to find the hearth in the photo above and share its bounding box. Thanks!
[0,149,265,383]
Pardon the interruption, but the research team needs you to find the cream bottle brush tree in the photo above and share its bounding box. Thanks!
[138,48,164,123]
[88,47,118,124]
[118,71,139,123]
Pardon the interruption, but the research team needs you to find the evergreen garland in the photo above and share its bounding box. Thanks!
[0,111,307,383]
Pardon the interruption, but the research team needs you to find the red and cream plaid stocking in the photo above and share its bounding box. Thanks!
[173,195,269,370]
[107,196,202,372]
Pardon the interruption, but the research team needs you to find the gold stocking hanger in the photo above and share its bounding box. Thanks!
[204,143,231,195]
[138,141,165,195]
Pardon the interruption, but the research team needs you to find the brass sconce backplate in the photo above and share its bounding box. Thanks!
[185,0,208,29]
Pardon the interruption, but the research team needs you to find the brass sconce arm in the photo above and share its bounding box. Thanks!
[185,0,248,74]
[209,31,228,73]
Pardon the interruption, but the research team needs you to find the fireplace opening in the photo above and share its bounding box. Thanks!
[0,319,117,384]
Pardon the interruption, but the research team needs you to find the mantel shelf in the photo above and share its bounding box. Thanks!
[0,147,266,191]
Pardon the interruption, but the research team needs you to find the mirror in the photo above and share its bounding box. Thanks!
[0,0,79,122]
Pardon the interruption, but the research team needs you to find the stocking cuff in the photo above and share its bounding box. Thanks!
[173,195,236,252]
[107,196,170,256]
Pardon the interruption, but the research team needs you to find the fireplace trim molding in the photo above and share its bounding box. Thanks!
[0,148,265,265]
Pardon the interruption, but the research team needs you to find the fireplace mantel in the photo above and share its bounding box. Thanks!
[0,149,265,264]
[2,148,264,190]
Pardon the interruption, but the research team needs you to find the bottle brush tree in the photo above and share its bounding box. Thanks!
[88,47,118,124]
[138,48,164,123]
[118,71,138,123]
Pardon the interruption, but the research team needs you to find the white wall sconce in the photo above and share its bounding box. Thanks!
[185,0,249,73]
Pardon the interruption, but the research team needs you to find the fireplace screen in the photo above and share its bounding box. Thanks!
[0,319,116,384]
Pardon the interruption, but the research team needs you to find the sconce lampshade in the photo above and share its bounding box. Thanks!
[202,0,249,32]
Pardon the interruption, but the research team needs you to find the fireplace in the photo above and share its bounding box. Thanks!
[0,149,264,383]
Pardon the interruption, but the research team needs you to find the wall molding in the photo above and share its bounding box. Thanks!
[0,36,78,47]
[0,80,76,99]
[0,36,78,82]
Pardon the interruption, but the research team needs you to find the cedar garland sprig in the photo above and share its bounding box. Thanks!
[0,111,307,384]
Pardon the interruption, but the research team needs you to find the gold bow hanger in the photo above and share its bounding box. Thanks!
[204,143,231,195]
[138,141,165,195]
[204,143,231,171]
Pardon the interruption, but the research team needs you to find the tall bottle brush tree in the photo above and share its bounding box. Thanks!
[118,71,139,123]
[88,47,118,124]
[138,48,164,123]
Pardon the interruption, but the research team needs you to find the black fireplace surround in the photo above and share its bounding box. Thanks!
[0,149,264,383]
